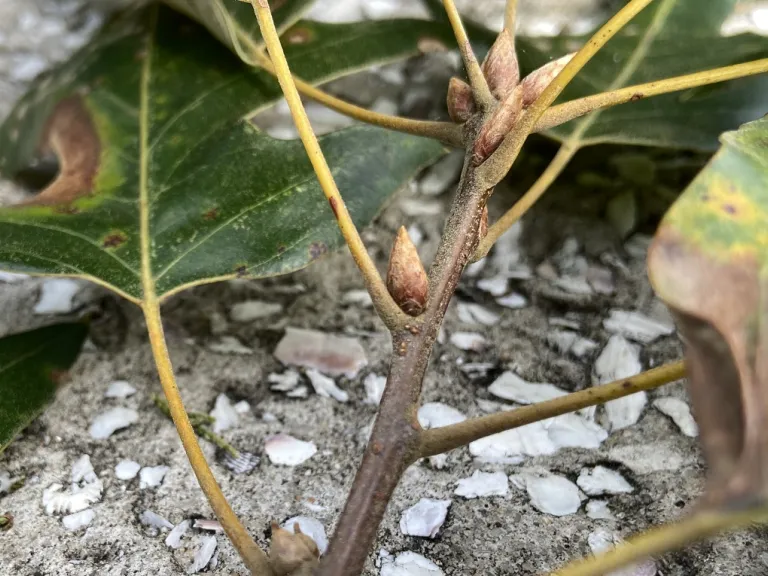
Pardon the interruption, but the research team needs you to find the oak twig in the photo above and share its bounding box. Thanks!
[250,0,408,330]
[551,507,768,576]
[442,0,495,108]
[419,360,685,457]
[478,0,655,187]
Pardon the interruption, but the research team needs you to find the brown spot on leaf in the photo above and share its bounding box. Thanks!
[284,27,313,44]
[723,204,737,215]
[21,96,100,207]
[630,92,644,101]
[277,245,287,254]
[102,232,127,249]
[54,205,80,215]
[203,208,218,221]
[49,369,70,387]
[235,265,248,277]
[309,242,328,261]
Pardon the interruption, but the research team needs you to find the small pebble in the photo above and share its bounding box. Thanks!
[417,403,466,429]
[586,500,615,520]
[33,278,81,314]
[449,332,487,351]
[604,309,675,344]
[457,302,500,326]
[264,434,317,466]
[139,465,169,489]
[476,275,508,296]
[166,520,190,549]
[62,509,95,531]
[577,466,633,496]
[488,371,567,404]
[140,510,173,530]
[230,300,282,322]
[210,394,239,433]
[188,535,217,574]
[653,397,698,437]
[380,551,443,576]
[517,473,581,517]
[89,407,139,440]
[593,335,644,431]
[114,460,141,481]
[496,293,527,309]
[104,380,137,399]
[207,336,253,355]
[454,470,509,499]
[274,328,367,377]
[364,373,387,405]
[306,369,349,403]
[399,498,451,538]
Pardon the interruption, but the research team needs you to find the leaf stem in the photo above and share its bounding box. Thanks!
[551,507,768,576]
[143,301,270,574]
[477,0,655,187]
[250,0,409,329]
[419,360,684,458]
[473,142,576,260]
[251,51,463,146]
[504,0,519,35]
[536,58,768,133]
[442,0,495,108]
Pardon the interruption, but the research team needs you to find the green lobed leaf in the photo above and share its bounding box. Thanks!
[515,0,768,150]
[0,323,88,453]
[0,5,445,302]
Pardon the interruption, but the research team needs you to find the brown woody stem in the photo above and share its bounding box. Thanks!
[419,360,685,458]
[319,145,491,575]
[551,506,768,576]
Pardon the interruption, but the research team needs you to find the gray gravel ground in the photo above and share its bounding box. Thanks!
[2,1,768,575]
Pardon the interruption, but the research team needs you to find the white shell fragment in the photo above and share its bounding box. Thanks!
[603,309,675,344]
[306,369,349,403]
[230,300,283,322]
[139,466,169,489]
[653,397,698,437]
[274,327,367,377]
[588,528,657,576]
[586,500,615,520]
[454,471,509,498]
[269,370,301,392]
[399,499,451,538]
[166,520,190,549]
[449,332,487,352]
[194,519,224,532]
[516,473,581,516]
[593,335,645,431]
[577,466,633,496]
[188,535,218,574]
[104,380,137,399]
[364,373,387,405]
[265,434,317,466]
[89,407,139,439]
[341,290,373,308]
[496,293,527,309]
[418,150,463,196]
[417,403,466,429]
[62,509,95,531]
[115,460,141,480]
[210,394,239,433]
[380,551,443,576]
[488,372,567,404]
[282,516,329,555]
[207,336,253,355]
[476,275,508,296]
[457,302,500,326]
[0,271,29,283]
[34,278,81,314]
[43,455,103,515]
[140,510,174,530]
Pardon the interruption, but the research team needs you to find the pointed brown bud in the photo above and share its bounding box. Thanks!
[269,523,320,576]
[472,85,523,166]
[521,52,575,108]
[447,77,475,123]
[387,226,428,316]
[481,29,520,101]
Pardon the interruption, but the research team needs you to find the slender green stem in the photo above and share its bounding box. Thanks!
[419,360,685,458]
[477,0,655,187]
[473,143,577,260]
[551,507,768,576]
[536,58,768,133]
[250,0,409,329]
[442,0,495,108]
